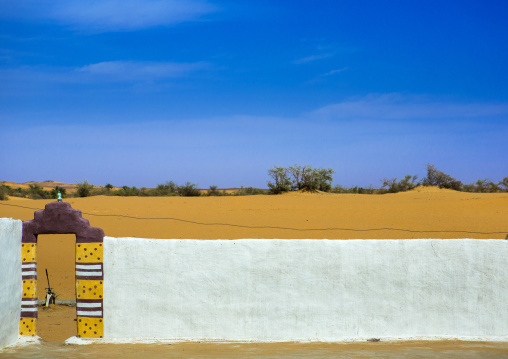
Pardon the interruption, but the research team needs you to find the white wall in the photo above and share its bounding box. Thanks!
[103,238,508,341]
[0,218,22,349]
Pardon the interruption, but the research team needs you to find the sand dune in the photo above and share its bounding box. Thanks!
[1,180,76,191]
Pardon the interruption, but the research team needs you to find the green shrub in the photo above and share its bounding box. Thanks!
[110,186,137,196]
[381,175,420,193]
[238,186,266,195]
[463,179,500,193]
[267,166,293,194]
[232,186,265,196]
[474,179,488,193]
[314,168,335,191]
[27,184,50,199]
[287,165,335,192]
[499,177,508,191]
[422,164,462,191]
[153,181,178,196]
[177,182,201,197]
[462,183,475,192]
[332,184,381,194]
[12,187,26,198]
[0,185,8,200]
[75,180,94,197]
[207,185,221,196]
[483,180,499,193]
[268,165,335,194]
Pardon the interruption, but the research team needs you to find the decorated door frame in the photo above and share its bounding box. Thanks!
[20,201,104,338]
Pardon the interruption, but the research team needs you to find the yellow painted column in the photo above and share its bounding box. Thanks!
[75,242,104,338]
[20,242,37,336]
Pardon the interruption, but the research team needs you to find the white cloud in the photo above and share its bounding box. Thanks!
[310,93,508,120]
[0,61,210,93]
[321,68,348,77]
[76,61,209,82]
[294,53,332,64]
[0,0,217,32]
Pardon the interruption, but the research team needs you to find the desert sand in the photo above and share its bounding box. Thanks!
[1,185,507,344]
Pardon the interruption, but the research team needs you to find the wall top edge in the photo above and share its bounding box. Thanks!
[103,237,506,242]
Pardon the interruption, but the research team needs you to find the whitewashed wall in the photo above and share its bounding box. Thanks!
[103,238,508,341]
[0,218,22,349]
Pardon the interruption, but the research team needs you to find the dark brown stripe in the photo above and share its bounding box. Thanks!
[76,307,102,312]
[77,313,103,318]
[77,299,103,304]
[20,312,38,318]
[22,275,37,280]
[76,275,104,280]
[22,267,37,272]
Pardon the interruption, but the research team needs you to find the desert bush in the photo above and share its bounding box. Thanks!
[11,187,26,198]
[332,184,383,195]
[177,182,201,197]
[27,184,50,199]
[0,186,29,198]
[422,164,462,191]
[463,179,501,193]
[267,166,293,194]
[499,177,508,191]
[287,165,309,191]
[331,184,345,193]
[0,185,8,200]
[462,183,474,192]
[287,165,335,191]
[474,179,489,193]
[75,180,94,197]
[239,186,265,195]
[153,181,178,196]
[381,175,420,193]
[113,186,139,196]
[314,168,335,191]
[268,165,335,194]
[207,185,221,196]
[332,184,364,194]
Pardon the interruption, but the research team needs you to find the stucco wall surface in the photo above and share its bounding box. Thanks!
[103,238,508,341]
[0,218,22,349]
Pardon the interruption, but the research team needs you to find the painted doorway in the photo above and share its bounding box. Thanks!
[20,201,105,339]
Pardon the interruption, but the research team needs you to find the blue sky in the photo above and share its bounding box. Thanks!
[1,0,507,188]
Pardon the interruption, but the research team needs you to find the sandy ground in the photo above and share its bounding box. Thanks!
[36,305,77,342]
[1,186,507,344]
[3,338,508,358]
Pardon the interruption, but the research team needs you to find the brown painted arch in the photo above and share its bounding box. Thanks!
[22,201,104,244]
[20,201,105,339]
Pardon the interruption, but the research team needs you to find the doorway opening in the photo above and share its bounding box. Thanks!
[36,234,76,342]
[21,201,105,339]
